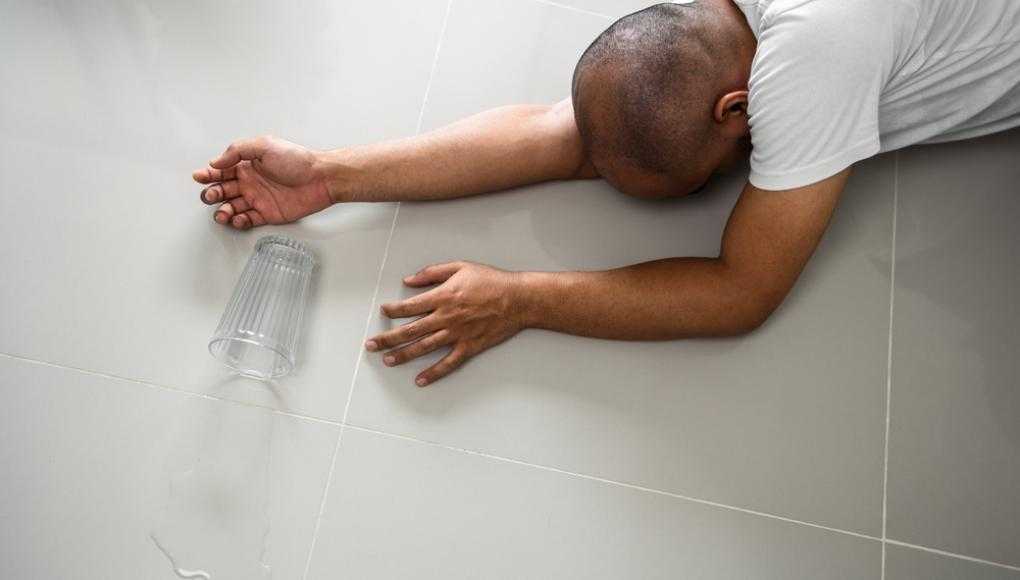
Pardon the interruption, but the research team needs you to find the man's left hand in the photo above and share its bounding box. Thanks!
[365,261,528,386]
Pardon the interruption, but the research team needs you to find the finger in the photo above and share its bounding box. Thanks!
[365,315,442,351]
[416,346,469,387]
[214,197,250,223]
[210,136,271,169]
[213,199,236,224]
[193,166,237,184]
[403,262,466,287]
[220,197,252,217]
[383,330,452,366]
[201,180,240,204]
[380,289,440,319]
[231,210,266,230]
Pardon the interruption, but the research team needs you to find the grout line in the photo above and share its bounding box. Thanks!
[343,423,882,544]
[884,539,1020,573]
[300,2,455,577]
[12,352,1020,574]
[0,352,341,428]
[526,0,615,20]
[880,151,899,580]
[348,422,1020,574]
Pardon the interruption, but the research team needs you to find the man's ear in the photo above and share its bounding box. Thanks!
[714,90,750,137]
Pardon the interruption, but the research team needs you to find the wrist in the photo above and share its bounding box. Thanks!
[510,271,557,330]
[313,148,358,204]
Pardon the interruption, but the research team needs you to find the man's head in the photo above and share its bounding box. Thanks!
[572,1,756,199]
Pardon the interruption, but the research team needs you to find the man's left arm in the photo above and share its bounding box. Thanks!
[366,170,850,386]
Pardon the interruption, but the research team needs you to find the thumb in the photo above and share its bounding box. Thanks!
[210,136,271,169]
[403,262,465,287]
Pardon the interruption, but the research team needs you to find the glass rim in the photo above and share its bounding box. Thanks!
[255,234,317,269]
[208,335,295,380]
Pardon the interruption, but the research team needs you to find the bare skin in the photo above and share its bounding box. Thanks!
[192,0,845,387]
[194,97,848,386]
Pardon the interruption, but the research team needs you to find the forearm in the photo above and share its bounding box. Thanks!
[319,100,591,203]
[517,258,771,340]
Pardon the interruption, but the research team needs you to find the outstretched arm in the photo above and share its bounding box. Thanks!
[366,170,850,385]
[193,99,593,229]
[325,99,595,202]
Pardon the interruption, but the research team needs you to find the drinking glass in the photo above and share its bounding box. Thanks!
[209,235,316,380]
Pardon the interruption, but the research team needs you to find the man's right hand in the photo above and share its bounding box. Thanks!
[194,136,334,230]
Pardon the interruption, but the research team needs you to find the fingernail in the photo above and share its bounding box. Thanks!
[364,340,378,351]
[416,377,428,387]
[383,355,396,366]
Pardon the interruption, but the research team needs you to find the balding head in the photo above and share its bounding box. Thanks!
[572,1,755,198]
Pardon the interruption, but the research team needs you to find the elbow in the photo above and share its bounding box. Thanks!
[735,305,772,335]
[724,292,781,337]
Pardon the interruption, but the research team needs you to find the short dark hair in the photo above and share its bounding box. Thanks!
[572,2,720,175]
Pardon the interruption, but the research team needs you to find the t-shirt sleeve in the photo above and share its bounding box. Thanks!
[746,2,887,190]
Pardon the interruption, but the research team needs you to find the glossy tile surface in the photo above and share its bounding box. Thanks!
[3,0,1017,577]
[0,0,448,420]
[346,0,894,535]
[885,545,1020,580]
[421,0,611,128]
[886,129,1020,567]
[0,355,338,580]
[552,0,662,19]
[306,427,881,580]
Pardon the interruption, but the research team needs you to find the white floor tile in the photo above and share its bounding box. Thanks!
[0,0,449,420]
[306,426,881,580]
[885,544,1020,580]
[887,128,1020,566]
[421,0,612,131]
[0,354,338,579]
[546,0,661,20]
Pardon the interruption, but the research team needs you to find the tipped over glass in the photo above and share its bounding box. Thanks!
[209,235,316,380]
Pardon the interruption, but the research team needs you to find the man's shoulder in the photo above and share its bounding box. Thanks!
[757,0,891,37]
[752,0,895,60]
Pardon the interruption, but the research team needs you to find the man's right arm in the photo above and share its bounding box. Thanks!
[319,98,596,203]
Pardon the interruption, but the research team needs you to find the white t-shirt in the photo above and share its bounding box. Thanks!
[734,0,1020,190]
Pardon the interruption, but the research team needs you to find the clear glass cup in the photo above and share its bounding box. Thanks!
[209,235,317,380]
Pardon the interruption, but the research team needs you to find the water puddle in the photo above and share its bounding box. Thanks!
[150,395,275,579]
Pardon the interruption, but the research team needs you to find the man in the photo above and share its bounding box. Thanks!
[193,0,1020,386]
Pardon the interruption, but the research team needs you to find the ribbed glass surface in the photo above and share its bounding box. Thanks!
[208,235,316,380]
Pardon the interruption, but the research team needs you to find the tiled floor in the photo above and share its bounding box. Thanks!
[1,1,1017,578]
